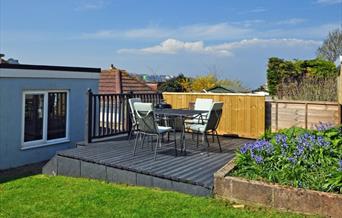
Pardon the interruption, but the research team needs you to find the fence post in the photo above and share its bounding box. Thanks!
[337,56,342,124]
[85,89,93,145]
[275,101,278,131]
[126,91,133,135]
[305,102,308,129]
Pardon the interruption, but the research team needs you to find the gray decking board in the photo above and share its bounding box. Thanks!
[57,134,253,192]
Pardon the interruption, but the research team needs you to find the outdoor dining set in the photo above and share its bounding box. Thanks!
[128,98,224,160]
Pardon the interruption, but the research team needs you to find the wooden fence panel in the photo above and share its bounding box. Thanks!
[162,92,265,139]
[266,100,341,131]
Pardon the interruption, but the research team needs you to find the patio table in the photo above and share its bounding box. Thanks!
[155,108,208,154]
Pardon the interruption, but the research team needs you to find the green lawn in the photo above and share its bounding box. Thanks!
[0,175,310,218]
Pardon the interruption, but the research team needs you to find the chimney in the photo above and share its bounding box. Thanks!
[115,69,123,94]
[110,64,116,70]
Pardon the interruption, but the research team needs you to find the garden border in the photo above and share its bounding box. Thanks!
[213,159,342,218]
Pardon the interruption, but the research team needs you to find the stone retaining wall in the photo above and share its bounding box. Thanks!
[213,160,342,218]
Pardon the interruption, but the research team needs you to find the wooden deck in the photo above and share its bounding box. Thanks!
[43,134,253,196]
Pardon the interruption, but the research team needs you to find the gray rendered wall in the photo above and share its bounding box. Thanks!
[0,77,98,169]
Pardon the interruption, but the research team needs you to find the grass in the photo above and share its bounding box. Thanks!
[0,175,311,218]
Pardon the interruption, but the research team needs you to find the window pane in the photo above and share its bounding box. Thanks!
[24,94,44,142]
[47,92,67,140]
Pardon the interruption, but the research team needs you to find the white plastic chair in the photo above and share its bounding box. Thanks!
[185,98,213,126]
[128,98,142,142]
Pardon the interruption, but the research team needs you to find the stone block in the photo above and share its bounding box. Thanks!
[136,174,153,187]
[274,187,322,214]
[42,156,57,176]
[172,181,211,196]
[321,192,342,218]
[152,177,173,190]
[106,167,137,185]
[230,177,273,205]
[214,176,232,198]
[57,156,80,177]
[80,161,106,180]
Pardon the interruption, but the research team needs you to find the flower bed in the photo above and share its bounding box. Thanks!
[214,160,342,217]
[230,123,342,194]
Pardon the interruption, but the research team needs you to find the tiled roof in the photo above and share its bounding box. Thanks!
[99,68,156,94]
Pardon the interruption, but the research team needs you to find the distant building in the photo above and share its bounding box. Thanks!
[99,65,156,94]
[206,85,249,93]
[0,54,19,64]
[252,83,269,96]
[6,58,20,64]
[133,73,175,83]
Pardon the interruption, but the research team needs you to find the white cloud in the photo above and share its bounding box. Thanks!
[118,38,321,56]
[316,0,342,5]
[232,19,265,28]
[75,0,105,11]
[275,18,306,25]
[80,22,252,40]
[79,21,338,41]
[249,7,267,13]
[118,39,211,55]
[238,7,267,14]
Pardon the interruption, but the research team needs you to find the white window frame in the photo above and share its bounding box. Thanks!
[21,90,70,149]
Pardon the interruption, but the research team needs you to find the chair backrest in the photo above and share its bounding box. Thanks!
[205,102,224,131]
[128,98,142,123]
[134,102,158,134]
[194,98,213,111]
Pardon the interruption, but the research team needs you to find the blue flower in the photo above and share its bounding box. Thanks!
[288,157,296,164]
[315,121,333,131]
[317,136,330,147]
[254,155,263,164]
[293,143,305,159]
[339,160,342,172]
[240,143,250,154]
[276,134,287,145]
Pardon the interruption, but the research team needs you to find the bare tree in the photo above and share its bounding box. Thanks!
[317,28,342,62]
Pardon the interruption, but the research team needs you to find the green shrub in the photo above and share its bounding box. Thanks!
[231,124,342,193]
[266,57,338,97]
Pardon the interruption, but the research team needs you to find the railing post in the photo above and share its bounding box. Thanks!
[158,91,163,104]
[127,91,134,134]
[85,88,93,145]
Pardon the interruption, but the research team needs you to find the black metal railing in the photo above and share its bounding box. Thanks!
[85,90,163,143]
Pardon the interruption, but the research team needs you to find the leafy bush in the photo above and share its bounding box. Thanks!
[277,75,337,101]
[231,124,342,193]
[157,74,191,92]
[266,57,338,97]
[191,73,244,92]
[158,73,246,93]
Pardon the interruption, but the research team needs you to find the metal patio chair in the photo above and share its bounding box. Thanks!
[187,102,223,155]
[133,102,177,160]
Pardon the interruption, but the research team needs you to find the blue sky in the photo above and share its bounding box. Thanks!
[1,0,341,88]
